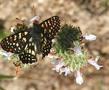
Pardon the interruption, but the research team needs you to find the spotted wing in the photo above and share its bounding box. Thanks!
[0,29,38,64]
[0,30,31,54]
[40,16,60,57]
[18,37,37,64]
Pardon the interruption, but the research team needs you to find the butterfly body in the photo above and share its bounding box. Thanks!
[0,16,60,64]
[30,24,42,53]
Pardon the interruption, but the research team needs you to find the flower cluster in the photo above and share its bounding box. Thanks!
[47,25,102,85]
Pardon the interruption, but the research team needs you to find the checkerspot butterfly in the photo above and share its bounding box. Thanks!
[0,16,60,64]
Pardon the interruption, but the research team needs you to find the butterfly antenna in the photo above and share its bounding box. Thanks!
[31,5,37,16]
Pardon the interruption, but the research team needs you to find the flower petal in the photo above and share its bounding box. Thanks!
[52,61,65,72]
[84,34,96,41]
[75,70,84,85]
[73,46,82,55]
[88,58,103,70]
[59,67,71,76]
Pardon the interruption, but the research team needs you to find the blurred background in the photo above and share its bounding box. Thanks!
[0,0,109,90]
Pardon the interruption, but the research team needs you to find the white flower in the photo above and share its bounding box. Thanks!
[52,61,65,72]
[73,46,82,55]
[30,16,40,23]
[83,34,96,41]
[0,50,13,60]
[59,67,71,76]
[10,26,16,33]
[75,70,84,85]
[51,58,71,76]
[88,56,103,70]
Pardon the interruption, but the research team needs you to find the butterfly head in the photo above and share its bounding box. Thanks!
[30,16,40,25]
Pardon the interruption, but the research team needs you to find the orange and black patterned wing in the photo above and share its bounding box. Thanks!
[40,16,60,57]
[0,29,38,64]
[0,30,31,54]
[18,36,38,64]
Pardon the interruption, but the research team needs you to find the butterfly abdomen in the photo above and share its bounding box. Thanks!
[30,24,43,53]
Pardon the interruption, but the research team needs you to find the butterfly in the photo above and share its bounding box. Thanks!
[0,16,60,64]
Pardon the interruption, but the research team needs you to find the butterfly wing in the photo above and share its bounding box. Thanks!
[18,37,37,64]
[0,30,31,54]
[0,29,38,64]
[40,16,60,57]
[19,52,36,64]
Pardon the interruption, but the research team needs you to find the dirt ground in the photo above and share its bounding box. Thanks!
[0,0,109,90]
